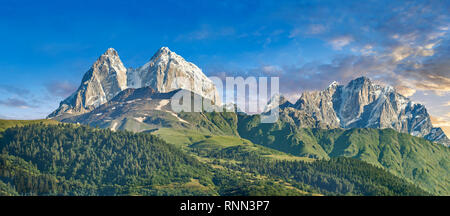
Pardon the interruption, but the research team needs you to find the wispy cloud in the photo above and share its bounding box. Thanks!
[0,113,11,119]
[176,25,236,41]
[0,98,37,109]
[37,43,91,56]
[289,24,327,38]
[308,24,327,35]
[328,36,353,50]
[430,115,450,136]
[45,81,77,98]
[0,84,30,96]
[260,65,283,76]
[395,85,417,97]
[277,0,450,97]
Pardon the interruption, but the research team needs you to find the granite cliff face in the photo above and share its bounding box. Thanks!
[48,47,219,119]
[277,77,449,145]
[127,47,219,103]
[48,48,127,118]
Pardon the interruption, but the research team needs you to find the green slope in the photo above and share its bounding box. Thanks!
[152,128,312,162]
[237,114,450,195]
[178,111,239,136]
[0,123,428,196]
[151,128,429,195]
[0,124,307,196]
[209,149,429,196]
[0,124,218,195]
[0,119,60,132]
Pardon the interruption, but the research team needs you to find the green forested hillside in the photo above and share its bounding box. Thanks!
[0,123,429,196]
[237,114,450,195]
[178,111,239,136]
[200,145,429,196]
[0,123,217,195]
[153,129,429,195]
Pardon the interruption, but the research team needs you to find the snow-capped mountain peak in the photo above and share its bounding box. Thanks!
[279,76,449,146]
[328,81,339,88]
[127,47,219,103]
[103,47,119,56]
[48,47,128,118]
[49,47,219,119]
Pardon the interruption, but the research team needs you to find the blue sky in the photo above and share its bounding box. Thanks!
[0,0,449,131]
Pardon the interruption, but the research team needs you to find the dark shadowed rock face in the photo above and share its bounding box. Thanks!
[276,77,449,146]
[110,87,156,102]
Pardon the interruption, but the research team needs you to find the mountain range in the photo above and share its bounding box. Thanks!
[31,47,449,195]
[48,47,449,147]
[0,120,432,196]
[48,47,219,119]
[273,77,450,146]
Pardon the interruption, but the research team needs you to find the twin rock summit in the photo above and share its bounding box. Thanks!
[48,47,449,146]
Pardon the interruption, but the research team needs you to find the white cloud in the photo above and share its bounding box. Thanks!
[288,28,301,38]
[289,24,326,38]
[261,65,283,75]
[390,46,414,62]
[328,36,353,50]
[308,24,326,34]
[360,44,375,56]
[176,26,235,41]
[430,116,450,126]
[430,116,450,137]
[396,85,417,97]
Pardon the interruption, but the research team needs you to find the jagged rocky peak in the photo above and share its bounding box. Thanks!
[338,76,379,125]
[48,48,128,118]
[346,76,371,88]
[264,94,294,112]
[127,47,220,103]
[91,47,128,91]
[328,80,339,87]
[280,76,449,145]
[153,46,171,57]
[49,47,220,119]
[103,47,119,56]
